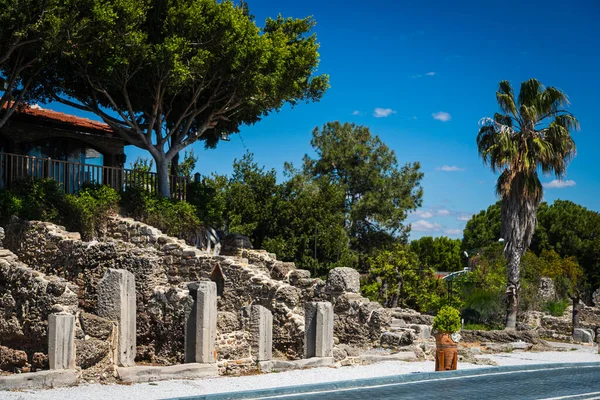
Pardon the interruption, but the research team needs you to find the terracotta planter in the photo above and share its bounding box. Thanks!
[434,332,458,371]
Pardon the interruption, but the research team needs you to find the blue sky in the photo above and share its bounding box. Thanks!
[50,0,600,240]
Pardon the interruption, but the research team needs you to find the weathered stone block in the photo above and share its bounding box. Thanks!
[48,313,76,370]
[249,305,272,361]
[573,328,595,344]
[304,302,334,358]
[325,267,360,294]
[185,281,217,363]
[97,269,136,367]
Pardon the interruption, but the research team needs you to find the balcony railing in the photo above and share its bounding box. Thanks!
[0,152,189,201]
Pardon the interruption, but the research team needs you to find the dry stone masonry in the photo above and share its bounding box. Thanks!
[1,213,446,383]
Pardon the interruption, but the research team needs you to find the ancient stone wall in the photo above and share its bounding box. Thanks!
[2,215,397,374]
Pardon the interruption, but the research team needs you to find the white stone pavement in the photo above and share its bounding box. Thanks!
[3,344,599,400]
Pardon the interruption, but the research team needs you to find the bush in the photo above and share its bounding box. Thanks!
[10,179,66,222]
[545,299,569,317]
[461,288,505,327]
[432,306,462,334]
[64,185,120,240]
[120,187,201,241]
[0,188,22,223]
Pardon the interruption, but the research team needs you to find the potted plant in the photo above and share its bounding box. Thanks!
[432,305,461,371]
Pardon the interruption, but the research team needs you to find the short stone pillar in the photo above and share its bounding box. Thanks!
[185,281,217,363]
[249,305,273,361]
[304,302,334,358]
[97,269,137,367]
[48,313,76,370]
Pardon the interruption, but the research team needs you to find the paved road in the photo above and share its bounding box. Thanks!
[182,363,600,400]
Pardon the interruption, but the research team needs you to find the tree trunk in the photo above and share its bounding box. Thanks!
[501,186,539,330]
[505,250,521,330]
[155,156,171,198]
[170,152,179,177]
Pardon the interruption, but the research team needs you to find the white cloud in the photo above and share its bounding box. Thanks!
[457,215,472,221]
[432,111,452,122]
[412,71,435,79]
[436,165,464,172]
[444,229,463,236]
[543,179,576,189]
[437,209,451,216]
[416,210,434,219]
[352,110,361,116]
[411,220,443,232]
[373,108,396,118]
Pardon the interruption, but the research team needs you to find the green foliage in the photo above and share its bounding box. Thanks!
[9,178,65,222]
[463,323,492,331]
[362,244,444,312]
[48,0,329,197]
[410,236,463,272]
[545,299,569,317]
[533,200,600,292]
[462,201,501,251]
[304,122,423,270]
[121,186,201,240]
[0,188,22,223]
[432,306,461,334]
[130,156,153,173]
[187,174,228,228]
[0,0,72,127]
[0,179,118,239]
[63,185,119,240]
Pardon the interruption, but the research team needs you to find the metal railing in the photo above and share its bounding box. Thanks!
[0,152,189,200]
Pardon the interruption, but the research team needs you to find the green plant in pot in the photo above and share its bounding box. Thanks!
[432,306,461,371]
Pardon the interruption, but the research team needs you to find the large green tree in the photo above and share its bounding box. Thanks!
[477,79,579,329]
[0,0,68,128]
[303,122,423,269]
[49,0,328,197]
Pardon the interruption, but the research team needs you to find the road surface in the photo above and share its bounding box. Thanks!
[180,363,600,400]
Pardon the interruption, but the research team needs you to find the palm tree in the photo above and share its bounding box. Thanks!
[477,79,579,329]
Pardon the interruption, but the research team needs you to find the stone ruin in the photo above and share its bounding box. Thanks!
[0,215,437,388]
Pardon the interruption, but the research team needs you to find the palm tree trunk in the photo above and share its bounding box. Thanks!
[505,250,521,330]
[501,191,538,330]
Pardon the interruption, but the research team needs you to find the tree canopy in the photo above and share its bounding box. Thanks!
[462,201,501,251]
[0,0,68,127]
[47,0,329,197]
[303,122,423,260]
[410,236,463,272]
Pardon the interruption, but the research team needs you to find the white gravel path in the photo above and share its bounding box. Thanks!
[3,344,599,400]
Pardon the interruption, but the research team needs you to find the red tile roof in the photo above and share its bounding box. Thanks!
[5,104,114,135]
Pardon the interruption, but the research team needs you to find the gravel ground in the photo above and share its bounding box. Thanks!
[3,344,599,400]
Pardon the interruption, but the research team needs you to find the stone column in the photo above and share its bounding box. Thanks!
[185,281,217,363]
[304,302,334,358]
[249,305,273,361]
[97,269,136,367]
[48,313,76,370]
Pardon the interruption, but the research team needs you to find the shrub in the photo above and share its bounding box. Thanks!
[120,187,201,241]
[545,299,569,317]
[144,198,201,239]
[461,288,505,327]
[432,306,461,334]
[10,179,65,222]
[0,188,22,223]
[64,185,120,240]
